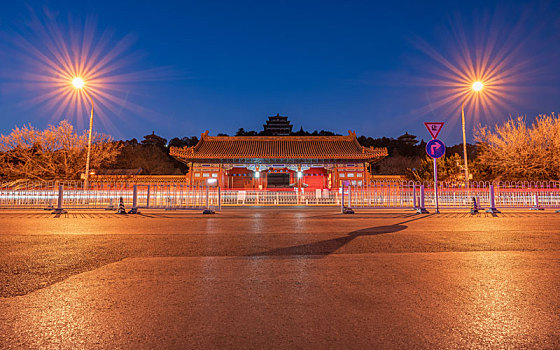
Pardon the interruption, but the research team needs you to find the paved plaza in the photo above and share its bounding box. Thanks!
[1,208,560,348]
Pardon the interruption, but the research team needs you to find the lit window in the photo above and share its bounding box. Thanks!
[212,173,218,178]
[203,173,210,178]
[347,173,355,177]
[351,180,357,185]
[357,173,363,177]
[194,173,201,177]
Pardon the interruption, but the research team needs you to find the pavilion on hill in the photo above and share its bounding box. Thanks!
[170,130,387,190]
[263,114,293,135]
[397,132,418,146]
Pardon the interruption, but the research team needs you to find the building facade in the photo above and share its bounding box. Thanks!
[170,131,387,190]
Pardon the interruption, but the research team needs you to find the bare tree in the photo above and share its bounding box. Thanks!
[475,114,560,181]
[0,121,121,180]
[409,154,463,182]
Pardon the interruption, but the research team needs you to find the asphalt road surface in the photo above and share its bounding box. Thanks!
[1,208,559,349]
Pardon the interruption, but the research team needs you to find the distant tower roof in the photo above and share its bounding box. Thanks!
[397,132,418,146]
[263,114,293,136]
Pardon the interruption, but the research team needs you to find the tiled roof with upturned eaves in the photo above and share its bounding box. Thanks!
[170,131,387,163]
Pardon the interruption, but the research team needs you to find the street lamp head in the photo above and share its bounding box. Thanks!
[72,77,85,89]
[472,81,483,92]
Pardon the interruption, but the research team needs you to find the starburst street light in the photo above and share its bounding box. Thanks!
[461,81,484,189]
[3,10,177,191]
[6,9,173,136]
[72,77,85,89]
[412,12,541,179]
[71,76,95,189]
[472,81,483,92]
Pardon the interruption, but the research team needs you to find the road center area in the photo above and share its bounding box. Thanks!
[1,208,559,348]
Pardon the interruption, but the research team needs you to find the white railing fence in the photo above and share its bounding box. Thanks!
[0,180,559,211]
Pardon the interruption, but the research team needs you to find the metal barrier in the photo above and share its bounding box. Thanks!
[0,181,216,211]
[0,180,559,211]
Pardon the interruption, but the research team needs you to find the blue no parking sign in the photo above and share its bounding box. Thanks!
[426,139,446,159]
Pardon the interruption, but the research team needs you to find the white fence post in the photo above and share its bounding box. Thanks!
[530,192,544,210]
[341,183,345,212]
[105,197,114,211]
[486,185,500,213]
[416,185,429,214]
[218,186,221,211]
[51,184,67,214]
[202,185,216,214]
[128,184,139,214]
[412,183,417,210]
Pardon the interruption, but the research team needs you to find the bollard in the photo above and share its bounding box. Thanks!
[486,185,500,213]
[116,196,127,214]
[416,185,429,214]
[530,193,544,210]
[128,185,139,214]
[342,206,355,214]
[51,184,67,214]
[470,197,479,214]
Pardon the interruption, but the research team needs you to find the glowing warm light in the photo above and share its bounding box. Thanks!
[410,12,538,128]
[72,77,85,89]
[472,81,483,92]
[5,10,173,134]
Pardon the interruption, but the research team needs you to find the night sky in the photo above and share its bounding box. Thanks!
[1,0,559,145]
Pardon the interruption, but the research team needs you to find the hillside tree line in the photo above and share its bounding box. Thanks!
[0,114,558,181]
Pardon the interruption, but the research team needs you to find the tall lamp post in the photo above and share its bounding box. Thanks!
[461,81,483,189]
[72,77,94,189]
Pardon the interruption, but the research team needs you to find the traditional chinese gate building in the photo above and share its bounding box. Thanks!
[170,131,387,190]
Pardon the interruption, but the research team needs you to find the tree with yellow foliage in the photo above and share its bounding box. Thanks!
[0,121,120,180]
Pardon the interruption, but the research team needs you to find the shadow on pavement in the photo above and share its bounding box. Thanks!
[249,224,407,257]
[248,213,435,257]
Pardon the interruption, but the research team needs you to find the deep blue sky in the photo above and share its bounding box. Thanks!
[1,0,559,145]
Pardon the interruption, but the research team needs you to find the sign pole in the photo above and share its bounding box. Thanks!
[433,158,439,214]
[425,122,445,215]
